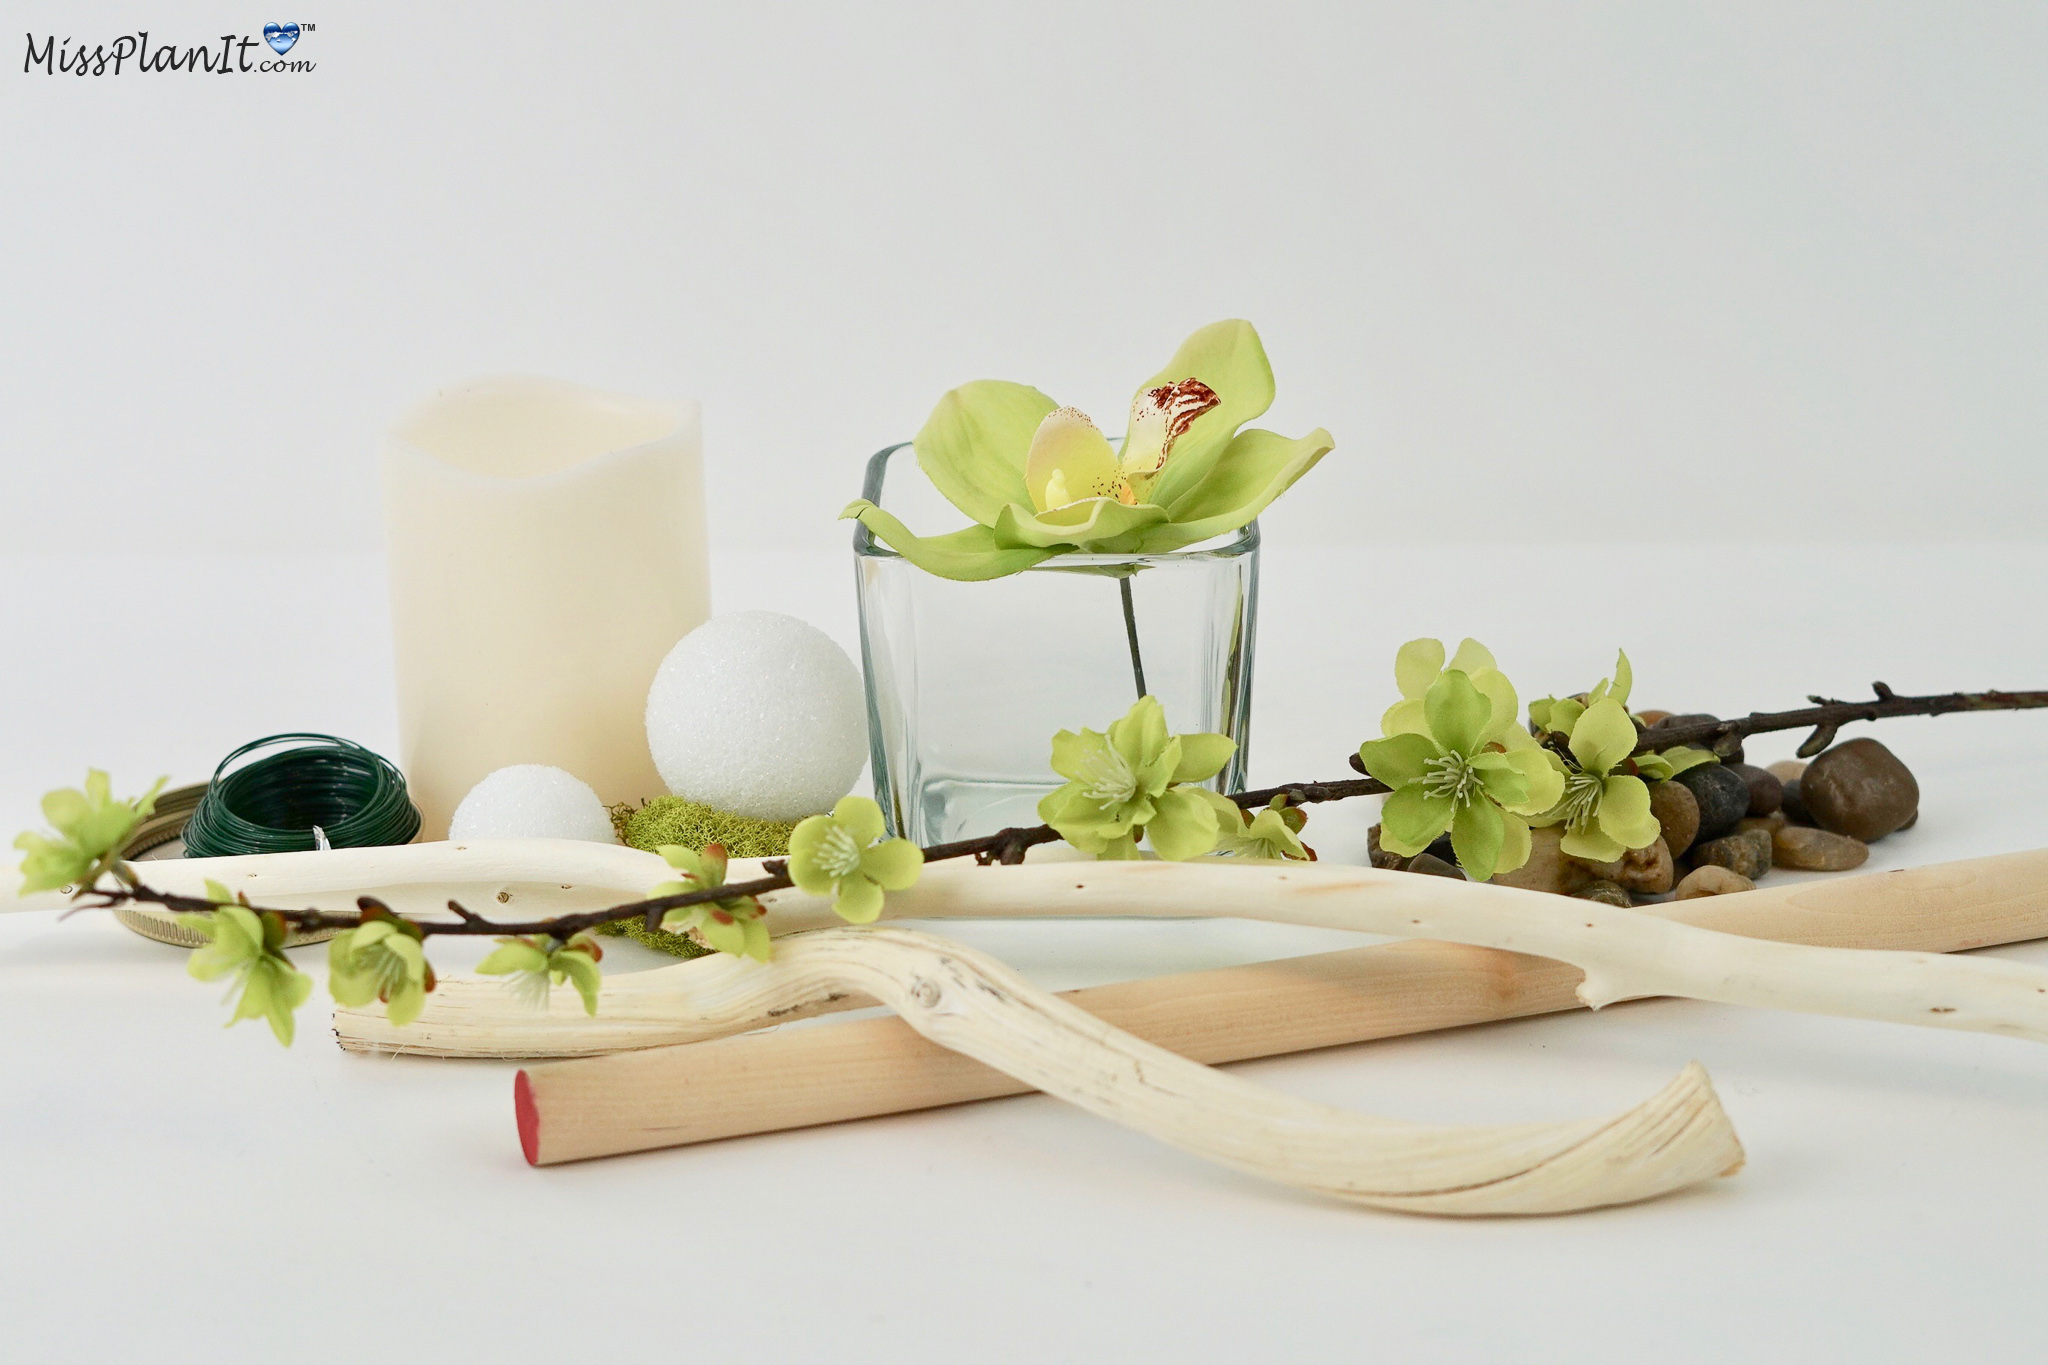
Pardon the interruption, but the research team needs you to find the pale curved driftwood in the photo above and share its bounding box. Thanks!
[333,848,2048,1058]
[556,924,1742,1216]
[21,840,2048,1051]
[247,840,2048,1056]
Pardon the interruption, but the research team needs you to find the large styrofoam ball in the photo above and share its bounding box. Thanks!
[645,611,867,822]
[449,765,616,843]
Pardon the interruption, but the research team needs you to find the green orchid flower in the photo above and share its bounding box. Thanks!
[476,933,606,1015]
[327,909,436,1027]
[841,321,1335,581]
[1356,670,1565,881]
[14,770,166,895]
[1218,795,1315,861]
[651,842,772,961]
[1038,695,1238,860]
[174,884,315,1046]
[1544,697,1667,863]
[787,797,925,925]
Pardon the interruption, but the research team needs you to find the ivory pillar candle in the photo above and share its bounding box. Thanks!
[384,376,709,838]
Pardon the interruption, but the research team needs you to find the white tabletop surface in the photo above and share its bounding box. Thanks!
[5,540,2048,1363]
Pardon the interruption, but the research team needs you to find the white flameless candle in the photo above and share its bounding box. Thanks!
[383,376,710,838]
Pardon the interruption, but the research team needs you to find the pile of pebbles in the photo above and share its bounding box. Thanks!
[1369,719,1921,908]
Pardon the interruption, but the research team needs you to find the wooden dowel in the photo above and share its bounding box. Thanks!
[517,849,2048,1165]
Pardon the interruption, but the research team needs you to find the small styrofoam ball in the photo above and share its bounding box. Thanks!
[645,610,868,822]
[449,765,616,843]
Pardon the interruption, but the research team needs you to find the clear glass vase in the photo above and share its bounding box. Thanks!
[853,443,1259,844]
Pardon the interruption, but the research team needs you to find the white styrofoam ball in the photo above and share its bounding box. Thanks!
[449,765,616,843]
[645,610,868,822]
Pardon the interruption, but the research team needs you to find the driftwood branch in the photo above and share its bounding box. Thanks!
[502,924,1744,1216]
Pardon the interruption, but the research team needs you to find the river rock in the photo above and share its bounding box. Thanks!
[1571,837,1675,895]
[1767,760,1807,783]
[1780,777,1812,825]
[1676,764,1751,842]
[1635,710,1672,726]
[1772,826,1870,871]
[1674,865,1755,899]
[1739,813,1788,836]
[1405,852,1467,880]
[1728,762,1783,816]
[1573,879,1633,907]
[1648,780,1700,857]
[1800,738,1919,841]
[1490,825,1590,896]
[1689,826,1773,879]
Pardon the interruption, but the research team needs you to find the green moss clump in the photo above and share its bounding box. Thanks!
[596,798,799,959]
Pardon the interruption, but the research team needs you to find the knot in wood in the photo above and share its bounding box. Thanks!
[908,977,943,1009]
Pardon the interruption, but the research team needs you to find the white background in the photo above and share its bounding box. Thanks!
[2,1,2044,553]
[5,5,2048,1363]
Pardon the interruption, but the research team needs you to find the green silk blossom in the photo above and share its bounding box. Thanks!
[1543,697,1667,863]
[651,842,773,961]
[841,321,1335,581]
[1217,795,1314,861]
[1038,695,1238,861]
[1528,649,1715,788]
[14,770,165,895]
[174,884,315,1046]
[1356,669,1565,881]
[1381,639,1531,752]
[327,912,436,1027]
[477,933,606,1015]
[787,796,925,926]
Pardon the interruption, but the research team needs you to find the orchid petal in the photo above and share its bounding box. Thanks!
[1136,321,1277,510]
[842,501,1056,582]
[1144,427,1335,549]
[912,380,1055,526]
[1024,408,1127,512]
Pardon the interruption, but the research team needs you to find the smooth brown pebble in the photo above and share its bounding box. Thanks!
[1489,825,1590,896]
[1571,837,1675,895]
[1740,813,1788,835]
[1648,780,1700,857]
[1635,710,1672,726]
[1674,865,1755,899]
[1404,852,1467,880]
[1572,879,1634,907]
[1689,826,1773,879]
[1801,738,1919,840]
[1772,826,1869,871]
[1728,762,1783,816]
[1766,759,1807,782]
[1781,777,1812,825]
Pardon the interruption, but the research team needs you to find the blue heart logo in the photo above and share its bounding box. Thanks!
[263,23,300,55]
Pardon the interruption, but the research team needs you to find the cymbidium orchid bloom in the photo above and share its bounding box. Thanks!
[841,321,1334,581]
[1356,669,1565,882]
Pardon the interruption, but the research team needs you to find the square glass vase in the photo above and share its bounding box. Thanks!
[853,443,1259,845]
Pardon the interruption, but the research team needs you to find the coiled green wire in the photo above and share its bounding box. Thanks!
[182,733,421,858]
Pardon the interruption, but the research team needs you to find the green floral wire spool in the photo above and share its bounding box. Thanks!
[114,734,421,949]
